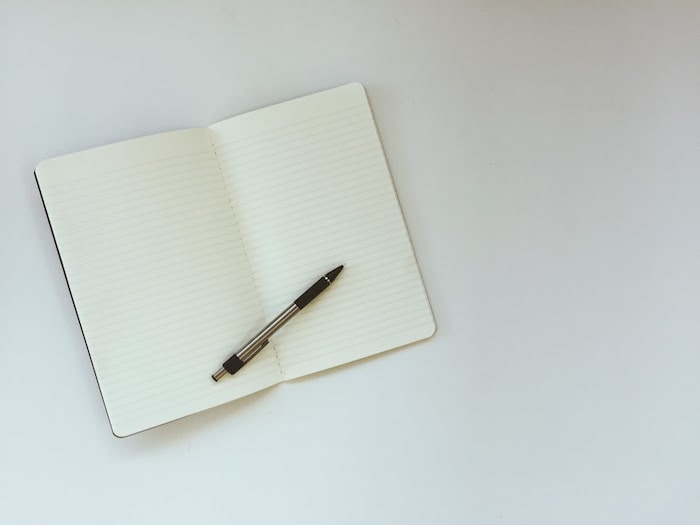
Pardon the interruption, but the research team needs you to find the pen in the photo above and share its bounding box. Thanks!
[212,265,344,381]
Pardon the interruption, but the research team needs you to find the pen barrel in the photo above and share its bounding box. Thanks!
[236,303,299,362]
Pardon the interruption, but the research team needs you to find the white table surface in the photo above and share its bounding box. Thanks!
[2,2,699,523]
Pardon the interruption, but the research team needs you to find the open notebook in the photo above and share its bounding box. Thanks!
[36,83,435,437]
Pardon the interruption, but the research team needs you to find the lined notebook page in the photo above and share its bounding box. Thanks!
[36,129,280,437]
[209,83,435,380]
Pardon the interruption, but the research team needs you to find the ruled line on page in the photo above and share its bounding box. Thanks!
[54,207,236,261]
[112,365,282,429]
[43,150,216,191]
[215,118,374,169]
[281,311,433,369]
[227,152,386,203]
[213,103,367,152]
[218,136,380,187]
[80,276,261,334]
[48,163,224,233]
[235,176,394,233]
[105,346,281,407]
[47,164,223,220]
[67,239,246,293]
[94,307,265,377]
[234,162,389,215]
[82,284,263,343]
[257,257,423,309]
[57,217,242,281]
[45,156,220,205]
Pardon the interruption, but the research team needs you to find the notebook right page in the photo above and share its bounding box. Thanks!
[209,83,435,380]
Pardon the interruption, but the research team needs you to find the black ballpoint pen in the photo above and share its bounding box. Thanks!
[212,265,344,381]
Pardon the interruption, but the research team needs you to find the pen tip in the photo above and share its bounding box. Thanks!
[326,265,344,282]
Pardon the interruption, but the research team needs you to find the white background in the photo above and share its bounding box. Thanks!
[2,2,699,523]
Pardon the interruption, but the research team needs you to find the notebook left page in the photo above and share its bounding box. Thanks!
[36,129,281,437]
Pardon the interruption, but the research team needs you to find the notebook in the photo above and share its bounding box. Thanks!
[35,83,436,437]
